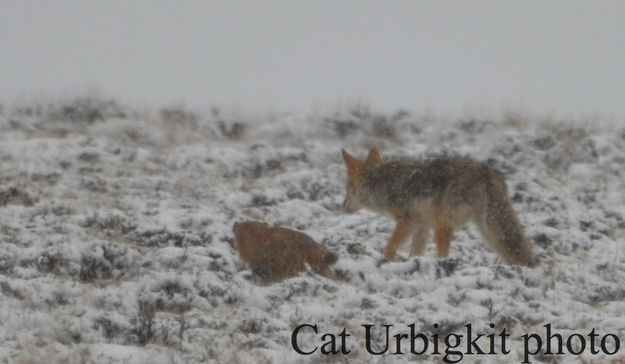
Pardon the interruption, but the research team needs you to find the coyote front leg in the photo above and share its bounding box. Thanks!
[384,219,416,261]
[435,225,453,258]
[409,226,430,256]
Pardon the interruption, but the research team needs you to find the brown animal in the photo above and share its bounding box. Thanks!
[341,148,534,266]
[232,221,338,281]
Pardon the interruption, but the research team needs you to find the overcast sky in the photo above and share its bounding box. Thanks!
[1,1,624,118]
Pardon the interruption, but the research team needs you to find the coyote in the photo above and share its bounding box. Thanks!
[233,221,338,281]
[341,148,534,266]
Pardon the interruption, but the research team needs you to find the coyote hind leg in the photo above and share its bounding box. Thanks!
[409,226,430,256]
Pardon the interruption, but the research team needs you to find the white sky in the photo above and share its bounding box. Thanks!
[1,1,624,118]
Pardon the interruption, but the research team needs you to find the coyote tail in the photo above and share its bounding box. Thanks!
[479,167,535,266]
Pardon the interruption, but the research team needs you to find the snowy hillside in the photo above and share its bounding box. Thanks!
[1,98,624,363]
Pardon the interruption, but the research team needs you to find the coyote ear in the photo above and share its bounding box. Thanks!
[341,149,362,171]
[365,147,381,166]
[341,149,352,162]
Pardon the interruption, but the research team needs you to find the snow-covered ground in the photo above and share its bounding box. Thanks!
[1,98,624,363]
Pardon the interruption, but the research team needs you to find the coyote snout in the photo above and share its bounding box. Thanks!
[342,198,356,213]
[341,148,534,266]
[342,189,361,213]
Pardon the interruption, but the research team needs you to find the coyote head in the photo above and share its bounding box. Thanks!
[341,148,381,213]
